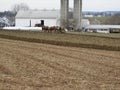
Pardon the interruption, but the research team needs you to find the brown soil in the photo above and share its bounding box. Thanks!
[0,38,120,90]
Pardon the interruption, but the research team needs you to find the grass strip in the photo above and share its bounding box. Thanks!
[0,33,120,51]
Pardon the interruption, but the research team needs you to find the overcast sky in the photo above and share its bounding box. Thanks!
[0,0,120,11]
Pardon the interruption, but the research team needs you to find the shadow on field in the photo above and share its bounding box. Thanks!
[0,34,120,51]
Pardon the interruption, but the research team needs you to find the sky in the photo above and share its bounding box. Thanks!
[0,0,120,11]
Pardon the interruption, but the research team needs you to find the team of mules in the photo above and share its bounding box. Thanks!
[42,26,67,33]
[35,23,67,33]
[35,23,43,27]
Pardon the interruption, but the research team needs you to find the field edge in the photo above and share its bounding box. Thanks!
[0,34,120,51]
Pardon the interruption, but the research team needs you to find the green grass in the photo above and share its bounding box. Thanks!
[84,16,111,24]
[0,30,120,51]
[67,32,120,38]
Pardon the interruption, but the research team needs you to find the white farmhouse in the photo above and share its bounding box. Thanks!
[15,10,60,27]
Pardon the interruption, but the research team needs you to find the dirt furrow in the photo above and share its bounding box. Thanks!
[0,38,120,59]
[0,39,120,85]
[0,38,120,89]
[0,39,119,70]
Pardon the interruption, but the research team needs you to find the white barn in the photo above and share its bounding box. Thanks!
[15,10,60,27]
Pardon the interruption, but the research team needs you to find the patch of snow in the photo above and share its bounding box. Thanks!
[3,27,42,30]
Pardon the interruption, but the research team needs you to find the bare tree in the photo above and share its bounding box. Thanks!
[12,3,29,14]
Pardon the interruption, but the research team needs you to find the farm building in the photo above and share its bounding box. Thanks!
[84,25,120,33]
[15,10,60,27]
[81,19,90,28]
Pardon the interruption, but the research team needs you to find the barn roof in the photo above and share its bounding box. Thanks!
[85,25,120,29]
[16,10,60,19]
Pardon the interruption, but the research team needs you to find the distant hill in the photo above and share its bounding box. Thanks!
[83,11,120,16]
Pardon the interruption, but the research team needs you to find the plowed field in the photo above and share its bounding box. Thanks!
[0,38,120,90]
